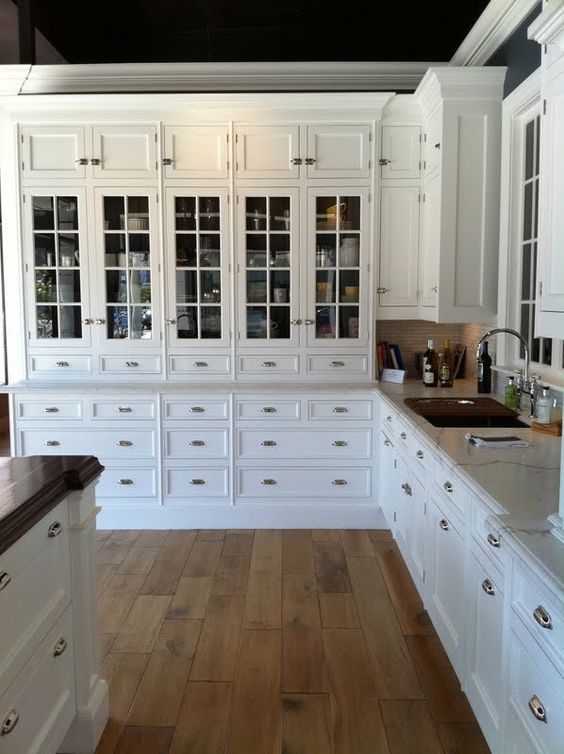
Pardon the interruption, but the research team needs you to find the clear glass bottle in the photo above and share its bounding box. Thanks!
[423,339,438,387]
[439,338,453,388]
[535,386,552,424]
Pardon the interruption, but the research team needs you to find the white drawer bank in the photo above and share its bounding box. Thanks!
[0,456,107,754]
[9,388,383,530]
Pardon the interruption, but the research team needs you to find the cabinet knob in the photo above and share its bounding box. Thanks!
[416,450,424,459]
[262,361,277,367]
[481,578,495,596]
[117,440,133,447]
[56,361,69,367]
[189,479,206,485]
[377,287,389,294]
[261,406,277,413]
[332,440,348,447]
[45,439,60,446]
[118,406,132,413]
[118,478,134,485]
[125,361,139,368]
[190,406,205,413]
[332,479,347,486]
[486,532,500,548]
[443,481,454,493]
[0,571,11,591]
[166,318,177,324]
[260,440,277,447]
[304,318,315,325]
[330,361,345,367]
[189,440,205,446]
[262,478,277,485]
[53,637,68,657]
[533,605,552,630]
[439,518,449,531]
[1,710,19,736]
[528,695,547,723]
[48,521,63,538]
[193,361,208,368]
[90,158,101,165]
[44,407,59,413]
[162,158,173,165]
[379,158,390,165]
[291,319,303,325]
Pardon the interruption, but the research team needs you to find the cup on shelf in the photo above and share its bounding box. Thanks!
[339,237,359,266]
[273,287,288,303]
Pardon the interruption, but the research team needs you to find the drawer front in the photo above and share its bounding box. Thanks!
[308,400,373,421]
[237,467,372,499]
[169,354,231,375]
[91,400,156,420]
[97,467,158,499]
[471,500,508,573]
[306,354,368,375]
[0,501,70,698]
[29,354,92,376]
[410,433,431,478]
[99,355,162,374]
[165,429,229,459]
[164,399,230,421]
[237,429,372,460]
[396,417,411,453]
[16,399,83,421]
[165,468,229,499]
[432,462,468,518]
[236,400,301,421]
[19,429,156,458]
[0,607,76,754]
[380,403,396,435]
[238,355,300,375]
[507,626,564,754]
[512,562,564,674]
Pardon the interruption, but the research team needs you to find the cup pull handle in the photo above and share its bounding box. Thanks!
[1,710,19,736]
[44,407,59,413]
[193,361,208,367]
[486,533,500,548]
[118,478,133,485]
[48,521,63,538]
[443,481,454,493]
[262,479,277,485]
[118,406,132,413]
[117,440,133,447]
[124,361,139,368]
[332,440,347,447]
[533,605,552,630]
[262,361,277,367]
[332,479,347,486]
[439,519,449,531]
[56,361,69,367]
[333,407,348,413]
[330,361,345,367]
[481,578,495,596]
[261,440,277,447]
[190,440,205,446]
[45,439,60,446]
[53,637,67,657]
[190,406,205,412]
[189,479,206,485]
[261,407,277,413]
[0,571,11,591]
[528,695,547,723]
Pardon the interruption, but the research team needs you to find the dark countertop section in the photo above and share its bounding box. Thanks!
[0,455,104,555]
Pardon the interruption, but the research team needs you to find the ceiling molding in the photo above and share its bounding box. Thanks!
[0,61,447,96]
[416,66,507,113]
[450,0,540,66]
[528,1,564,52]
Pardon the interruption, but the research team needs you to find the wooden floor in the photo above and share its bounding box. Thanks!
[94,529,490,754]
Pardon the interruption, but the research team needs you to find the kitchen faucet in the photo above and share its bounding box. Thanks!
[476,328,538,416]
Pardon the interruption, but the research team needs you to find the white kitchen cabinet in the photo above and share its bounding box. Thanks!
[20,125,88,180]
[306,124,371,179]
[378,185,420,308]
[91,125,158,180]
[422,107,442,179]
[163,125,229,179]
[235,125,300,179]
[378,430,395,529]
[420,174,440,308]
[380,125,421,179]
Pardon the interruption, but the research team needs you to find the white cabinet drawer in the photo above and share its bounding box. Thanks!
[0,501,70,698]
[19,429,156,458]
[410,433,431,478]
[238,355,300,375]
[91,400,156,420]
[169,354,231,375]
[237,429,372,459]
[164,399,230,421]
[165,429,229,459]
[432,461,469,519]
[100,355,162,375]
[512,561,564,674]
[236,400,301,421]
[16,399,83,421]
[97,467,158,499]
[471,499,508,573]
[507,625,564,754]
[308,399,372,421]
[237,467,372,499]
[165,468,229,499]
[0,606,75,754]
[396,417,411,452]
[306,354,368,375]
[380,404,397,435]
[29,354,92,376]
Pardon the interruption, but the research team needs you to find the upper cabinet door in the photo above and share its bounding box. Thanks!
[163,126,229,180]
[380,126,421,179]
[378,186,420,308]
[91,125,158,180]
[423,107,443,178]
[235,126,300,179]
[420,175,440,310]
[21,126,88,181]
[306,125,371,179]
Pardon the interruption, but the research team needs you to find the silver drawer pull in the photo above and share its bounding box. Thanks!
[332,479,347,486]
[53,637,67,657]
[189,479,206,485]
[330,360,345,367]
[416,450,424,460]
[1,710,19,736]
[481,578,495,596]
[261,406,277,413]
[45,440,60,446]
[487,533,500,548]
[261,440,277,447]
[118,406,132,413]
[56,361,69,367]
[443,481,454,493]
[262,361,277,367]
[44,407,59,413]
[117,440,133,447]
[0,571,11,591]
[528,695,547,723]
[400,431,407,440]
[190,406,205,413]
[384,439,391,447]
[48,521,63,538]
[333,407,348,413]
[190,440,206,446]
[439,518,449,531]
[125,361,139,367]
[193,361,208,367]
[401,482,412,496]
[533,605,552,630]
[118,479,133,485]
[262,479,277,485]
[333,440,348,447]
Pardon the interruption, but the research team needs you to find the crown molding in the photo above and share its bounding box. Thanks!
[416,66,507,113]
[451,0,540,66]
[0,65,31,95]
[528,1,564,52]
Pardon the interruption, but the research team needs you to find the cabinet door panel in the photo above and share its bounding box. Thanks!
[420,175,440,309]
[235,125,300,179]
[163,125,229,179]
[378,186,420,307]
[306,124,371,178]
[394,455,412,564]
[92,125,158,179]
[380,126,421,179]
[21,126,87,180]
[424,107,442,177]
[409,472,426,594]
[378,431,395,529]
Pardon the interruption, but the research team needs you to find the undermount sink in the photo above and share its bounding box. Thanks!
[404,397,530,429]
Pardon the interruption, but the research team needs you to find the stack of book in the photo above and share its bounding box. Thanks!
[376,342,405,375]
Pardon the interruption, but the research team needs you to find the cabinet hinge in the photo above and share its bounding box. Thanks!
[422,193,426,203]
[419,161,421,171]
[236,195,239,204]
[22,194,26,203]
[423,133,427,142]
[539,281,543,295]
[236,161,239,171]
[368,193,371,203]
[543,99,547,115]
[423,160,426,170]
[21,161,25,171]
[155,161,158,171]
[393,459,397,469]
[368,160,371,170]
[227,193,230,204]
[393,511,397,522]
[226,133,229,143]
[422,569,426,583]
[156,194,159,203]
[418,193,421,203]
[25,262,28,272]
[227,161,230,171]
[235,134,238,143]
[20,133,24,144]
[368,131,372,142]
[154,133,157,143]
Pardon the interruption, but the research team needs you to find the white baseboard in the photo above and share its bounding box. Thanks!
[97,502,386,530]
[59,678,109,754]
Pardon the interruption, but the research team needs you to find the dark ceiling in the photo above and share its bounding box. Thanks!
[26,0,490,64]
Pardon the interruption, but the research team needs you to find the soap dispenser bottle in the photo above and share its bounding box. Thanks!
[535,386,552,424]
[504,376,519,411]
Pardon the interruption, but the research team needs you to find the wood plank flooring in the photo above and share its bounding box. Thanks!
[95,529,489,754]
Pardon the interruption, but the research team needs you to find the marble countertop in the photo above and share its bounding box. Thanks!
[376,379,564,600]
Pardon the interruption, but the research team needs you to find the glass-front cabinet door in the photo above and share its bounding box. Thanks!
[94,188,161,347]
[24,188,91,347]
[307,188,370,347]
[165,189,230,348]
[237,189,300,347]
